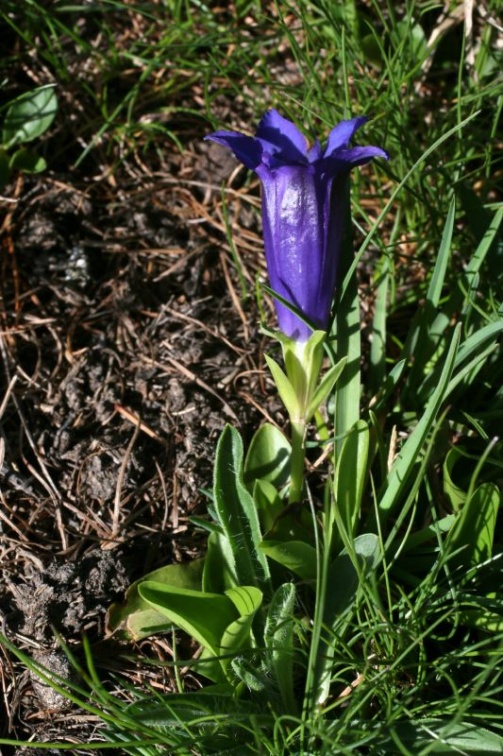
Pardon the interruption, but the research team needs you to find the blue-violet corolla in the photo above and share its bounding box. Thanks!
[206,110,388,341]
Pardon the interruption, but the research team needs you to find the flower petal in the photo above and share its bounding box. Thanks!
[325,116,368,156]
[204,130,263,170]
[256,109,307,164]
[308,139,323,162]
[260,165,336,340]
[205,110,389,341]
[335,145,390,167]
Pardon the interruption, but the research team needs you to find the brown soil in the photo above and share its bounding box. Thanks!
[0,132,278,751]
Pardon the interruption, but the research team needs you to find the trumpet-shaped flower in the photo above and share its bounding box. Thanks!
[205,109,388,341]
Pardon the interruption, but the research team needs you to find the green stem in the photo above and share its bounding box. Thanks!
[302,499,330,728]
[289,420,306,504]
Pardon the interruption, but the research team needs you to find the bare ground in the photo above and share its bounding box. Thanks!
[0,129,281,750]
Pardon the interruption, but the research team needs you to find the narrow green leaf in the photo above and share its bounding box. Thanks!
[333,271,361,456]
[213,425,271,591]
[202,530,238,594]
[454,320,503,366]
[369,358,407,412]
[126,688,264,727]
[458,182,503,281]
[428,196,456,308]
[444,342,498,399]
[264,583,297,714]
[460,591,503,633]
[333,419,369,545]
[419,320,503,401]
[388,719,503,753]
[443,447,469,511]
[314,534,381,704]
[402,197,455,392]
[463,205,503,287]
[378,325,461,519]
[333,178,361,458]
[446,482,500,568]
[264,354,298,419]
[306,356,347,421]
[369,253,390,395]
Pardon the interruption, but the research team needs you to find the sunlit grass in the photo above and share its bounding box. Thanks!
[1,0,502,753]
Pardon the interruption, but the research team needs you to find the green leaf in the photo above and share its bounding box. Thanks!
[2,85,58,147]
[402,197,455,392]
[461,205,503,293]
[458,183,503,282]
[244,422,291,492]
[106,558,204,640]
[360,31,385,69]
[445,482,500,568]
[333,419,369,546]
[392,18,428,62]
[369,253,390,395]
[253,478,284,532]
[259,540,317,581]
[369,358,407,412]
[427,196,456,309]
[9,147,47,173]
[459,592,503,633]
[388,719,503,753]
[264,583,297,713]
[138,581,237,656]
[332,178,361,458]
[225,585,263,618]
[443,446,469,512]
[378,325,461,520]
[125,687,269,730]
[283,330,326,411]
[264,354,299,420]
[220,586,263,669]
[420,320,503,402]
[400,513,455,553]
[213,425,271,591]
[452,321,503,373]
[202,530,238,594]
[305,356,347,421]
[314,534,381,704]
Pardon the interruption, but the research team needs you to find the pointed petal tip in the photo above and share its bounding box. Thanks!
[256,109,308,162]
[204,130,264,170]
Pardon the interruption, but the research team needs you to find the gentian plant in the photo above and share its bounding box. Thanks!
[206,110,388,503]
[107,109,389,726]
[103,111,502,753]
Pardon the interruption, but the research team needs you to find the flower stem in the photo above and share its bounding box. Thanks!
[289,420,306,504]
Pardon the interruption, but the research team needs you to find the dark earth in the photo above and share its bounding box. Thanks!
[0,134,282,751]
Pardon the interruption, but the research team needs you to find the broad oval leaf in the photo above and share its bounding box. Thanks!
[3,85,58,146]
[138,581,237,655]
[244,422,291,492]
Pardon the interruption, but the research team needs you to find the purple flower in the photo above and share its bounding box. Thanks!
[205,109,388,341]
